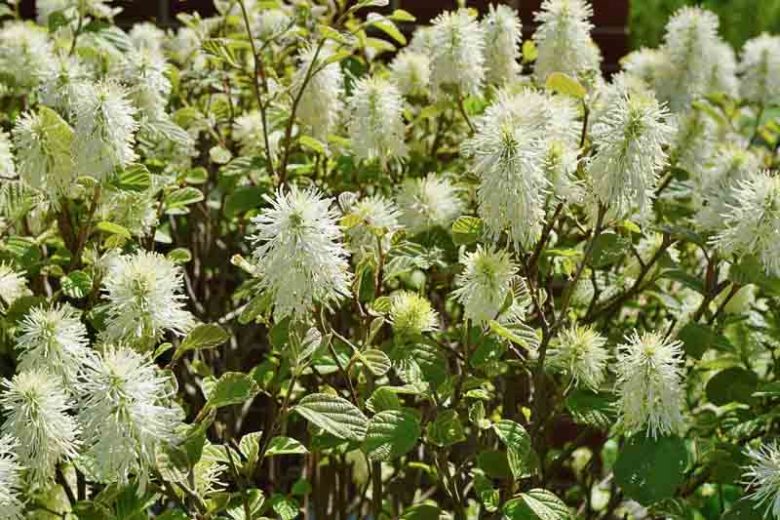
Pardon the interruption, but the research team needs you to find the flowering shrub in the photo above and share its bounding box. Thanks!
[1,0,780,518]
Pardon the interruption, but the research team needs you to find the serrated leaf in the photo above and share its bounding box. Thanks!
[116,163,152,192]
[294,393,368,442]
[363,409,420,461]
[358,349,391,376]
[564,390,617,429]
[207,372,259,409]
[167,248,192,264]
[174,323,230,361]
[265,436,308,457]
[706,367,758,405]
[451,216,483,245]
[493,419,534,480]
[400,504,441,519]
[224,186,266,218]
[367,14,406,45]
[427,410,465,447]
[299,135,326,154]
[61,270,92,299]
[504,489,571,519]
[165,187,204,210]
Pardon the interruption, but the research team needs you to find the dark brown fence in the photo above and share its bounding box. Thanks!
[17,0,629,72]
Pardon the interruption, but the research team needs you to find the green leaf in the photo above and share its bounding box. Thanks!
[95,221,131,239]
[400,504,441,520]
[427,410,466,447]
[116,163,152,192]
[294,393,368,442]
[590,232,630,269]
[363,409,420,461]
[706,367,758,405]
[366,387,402,413]
[207,372,260,409]
[722,498,764,519]
[493,419,534,480]
[488,320,533,348]
[614,434,688,506]
[61,270,92,299]
[522,40,538,63]
[477,449,512,479]
[504,489,571,519]
[165,187,204,210]
[167,248,192,264]
[209,145,232,164]
[451,216,483,245]
[564,390,617,429]
[545,72,586,99]
[174,324,231,361]
[224,186,266,218]
[389,9,416,22]
[357,348,391,376]
[299,135,326,154]
[367,14,406,45]
[730,255,780,294]
[265,436,308,457]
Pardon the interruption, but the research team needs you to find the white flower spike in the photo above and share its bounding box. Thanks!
[250,186,352,320]
[452,246,518,325]
[743,442,780,519]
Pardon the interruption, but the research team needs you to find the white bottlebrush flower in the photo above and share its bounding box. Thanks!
[695,145,760,231]
[615,331,684,438]
[396,174,462,234]
[667,109,717,178]
[657,7,722,111]
[390,50,430,97]
[429,9,485,98]
[709,41,739,98]
[101,251,194,346]
[294,44,343,140]
[590,77,674,219]
[253,8,290,40]
[0,22,53,90]
[38,54,89,116]
[129,22,166,57]
[743,442,780,519]
[232,111,281,158]
[533,0,601,82]
[389,291,438,337]
[452,246,518,324]
[739,34,780,107]
[0,370,80,486]
[0,130,14,179]
[117,49,171,120]
[622,47,667,91]
[78,346,182,485]
[713,171,780,277]
[16,304,91,388]
[72,81,138,181]
[0,263,30,311]
[12,107,75,199]
[249,187,351,319]
[544,95,582,200]
[343,195,400,258]
[0,435,24,520]
[481,4,522,85]
[463,89,550,247]
[347,76,407,164]
[549,325,609,391]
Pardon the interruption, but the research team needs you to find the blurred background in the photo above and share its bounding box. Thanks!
[12,0,780,72]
